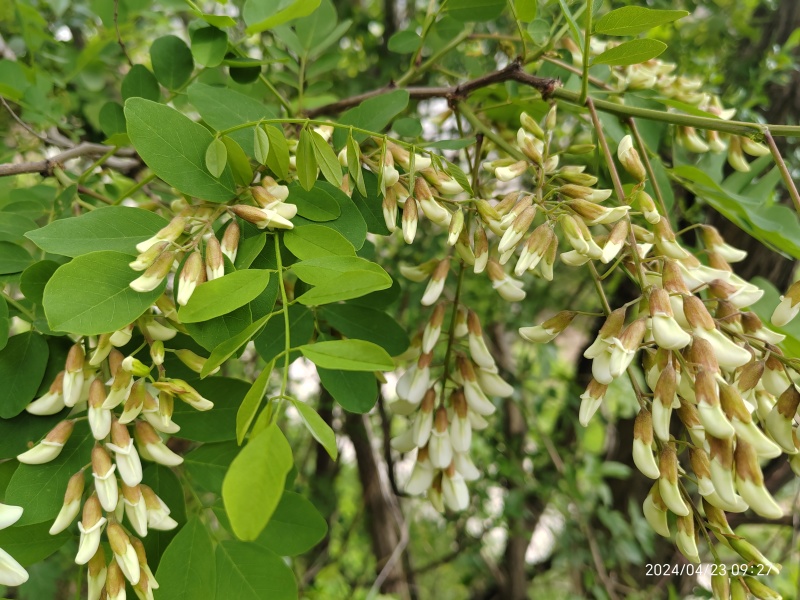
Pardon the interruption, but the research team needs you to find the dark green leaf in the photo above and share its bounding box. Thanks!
[190,26,228,67]
[284,225,355,259]
[155,517,216,600]
[0,332,49,418]
[172,377,251,442]
[257,491,327,556]
[448,0,505,22]
[332,89,410,147]
[184,305,252,352]
[317,368,377,413]
[387,30,421,54]
[319,304,408,355]
[265,125,290,180]
[351,170,390,235]
[243,0,322,34]
[0,522,70,566]
[299,339,394,371]
[254,304,314,363]
[19,260,60,306]
[179,270,270,323]
[286,181,341,222]
[121,64,160,102]
[203,312,274,378]
[184,441,239,494]
[0,242,33,274]
[311,130,343,186]
[215,541,297,599]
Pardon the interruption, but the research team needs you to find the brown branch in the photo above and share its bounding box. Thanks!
[305,60,559,118]
[114,0,133,67]
[0,143,133,178]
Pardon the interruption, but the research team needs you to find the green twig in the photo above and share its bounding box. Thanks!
[579,0,594,105]
[764,130,800,216]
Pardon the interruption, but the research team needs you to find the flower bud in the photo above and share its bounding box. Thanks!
[130,241,170,272]
[177,251,204,306]
[600,220,628,264]
[230,204,293,230]
[743,578,781,600]
[442,463,469,511]
[411,389,436,448]
[405,447,435,495]
[105,560,126,600]
[608,318,647,379]
[119,378,146,424]
[734,440,783,519]
[26,371,67,416]
[519,311,576,344]
[473,226,488,274]
[122,483,148,537]
[449,390,472,452]
[707,434,737,506]
[633,408,660,479]
[402,197,418,244]
[495,160,528,182]
[130,250,175,293]
[486,260,526,302]
[719,383,781,458]
[766,384,800,453]
[152,379,213,411]
[579,378,607,426]
[136,217,185,254]
[421,259,450,306]
[150,340,165,366]
[107,419,143,487]
[634,190,660,224]
[652,363,677,441]
[91,445,118,512]
[520,112,545,139]
[382,188,398,233]
[650,289,691,350]
[17,420,75,464]
[75,494,106,565]
[107,521,140,585]
[221,220,240,264]
[87,547,107,600]
[695,368,735,439]
[141,485,178,531]
[422,304,446,354]
[458,358,496,416]
[429,406,453,469]
[617,135,646,182]
[134,421,183,467]
[395,353,432,406]
[729,537,780,574]
[49,471,84,535]
[658,444,690,516]
[204,236,225,281]
[676,514,700,563]
[447,208,464,247]
[727,135,750,172]
[643,483,671,537]
[701,225,746,263]
[772,280,800,327]
[63,343,86,408]
[466,311,495,370]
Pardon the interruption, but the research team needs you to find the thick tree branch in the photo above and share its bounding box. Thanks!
[0,143,137,178]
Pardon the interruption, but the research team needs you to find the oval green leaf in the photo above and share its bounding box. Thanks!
[150,35,194,90]
[178,269,271,323]
[594,7,689,37]
[0,332,49,418]
[592,39,668,66]
[155,517,216,599]
[299,339,394,371]
[205,137,228,178]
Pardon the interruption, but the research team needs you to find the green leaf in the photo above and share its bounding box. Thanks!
[387,30,421,54]
[150,35,195,90]
[317,368,377,413]
[292,255,388,284]
[0,296,6,351]
[99,102,127,139]
[0,242,33,274]
[264,125,290,180]
[284,225,355,260]
[254,126,271,165]
[0,410,68,460]
[222,137,254,186]
[125,98,237,202]
[594,7,689,36]
[244,0,322,34]
[292,182,367,249]
[444,159,473,195]
[514,0,537,21]
[527,19,550,45]
[0,213,37,244]
[319,304,409,356]
[121,64,160,102]
[236,362,274,445]
[171,377,251,442]
[215,541,297,599]
[5,422,94,525]
[179,270,270,323]
[155,517,216,600]
[19,260,60,306]
[25,206,169,257]
[184,441,239,495]
[297,128,319,191]
[0,332,49,418]
[290,398,337,459]
[332,89,410,147]
[43,251,165,335]
[203,312,274,378]
[257,491,327,556]
[447,0,505,22]
[205,137,228,178]
[311,130,343,186]
[299,339,394,371]
[190,26,228,67]
[188,83,278,157]
[0,522,70,566]
[140,465,187,569]
[222,424,293,540]
[425,137,477,150]
[185,305,253,352]
[351,170,389,235]
[592,39,667,66]
[254,304,314,363]
[346,134,366,196]
[297,270,391,305]
[392,117,423,138]
[286,181,341,222]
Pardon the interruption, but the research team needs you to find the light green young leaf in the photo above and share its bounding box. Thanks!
[254,125,271,165]
[43,251,165,335]
[594,7,689,37]
[284,225,355,260]
[346,134,366,196]
[205,137,228,178]
[222,136,254,186]
[311,130,343,186]
[178,269,271,323]
[244,0,322,34]
[299,339,394,371]
[236,362,274,445]
[25,206,168,257]
[292,255,389,284]
[125,98,237,202]
[297,128,319,191]
[296,270,391,305]
[592,39,667,66]
[290,398,337,459]
[222,424,293,540]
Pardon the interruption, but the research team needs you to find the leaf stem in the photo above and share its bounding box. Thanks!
[579,0,594,105]
[274,233,291,402]
[115,172,157,204]
[1,291,35,321]
[764,130,800,216]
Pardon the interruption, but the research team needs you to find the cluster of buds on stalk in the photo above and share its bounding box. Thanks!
[18,316,215,597]
[389,259,514,510]
[562,37,771,173]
